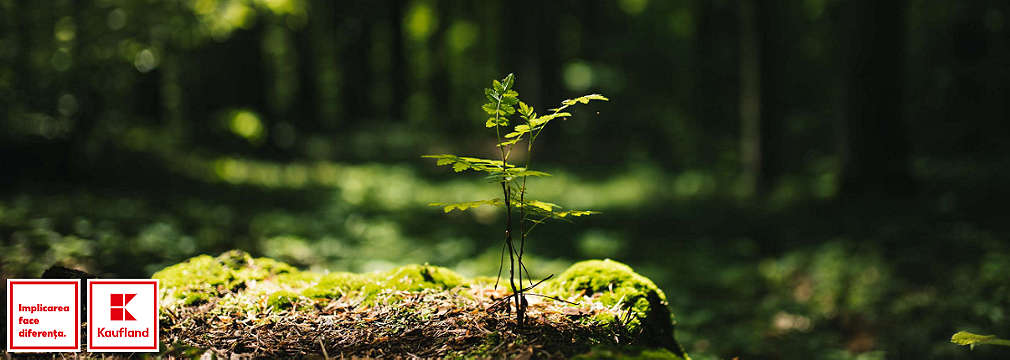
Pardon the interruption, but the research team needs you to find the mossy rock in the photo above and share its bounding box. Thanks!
[542,259,687,357]
[154,251,688,359]
[153,250,297,305]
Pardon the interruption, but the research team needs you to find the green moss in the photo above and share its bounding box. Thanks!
[153,250,297,305]
[155,251,466,310]
[379,264,464,291]
[301,272,366,299]
[542,259,666,330]
[153,252,688,358]
[573,346,688,360]
[541,259,686,357]
[183,292,211,306]
[301,264,463,303]
[267,290,298,310]
[273,270,322,285]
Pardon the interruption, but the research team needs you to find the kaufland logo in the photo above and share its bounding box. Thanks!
[87,280,159,352]
[109,294,137,321]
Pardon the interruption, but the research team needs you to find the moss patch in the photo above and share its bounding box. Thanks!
[266,290,298,310]
[541,259,686,356]
[300,263,462,305]
[153,250,297,305]
[155,251,688,359]
[542,259,665,328]
[300,272,364,299]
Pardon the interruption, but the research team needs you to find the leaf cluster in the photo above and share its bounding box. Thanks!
[423,73,608,223]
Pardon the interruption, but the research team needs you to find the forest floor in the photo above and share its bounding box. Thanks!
[120,251,686,359]
[8,251,687,359]
[161,285,640,359]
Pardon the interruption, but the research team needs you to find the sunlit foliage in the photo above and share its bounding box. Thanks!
[425,74,607,325]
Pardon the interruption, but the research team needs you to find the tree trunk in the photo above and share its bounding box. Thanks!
[838,0,912,198]
[737,0,785,196]
[536,3,561,108]
[388,0,406,121]
[294,2,320,133]
[738,0,762,197]
[341,3,374,124]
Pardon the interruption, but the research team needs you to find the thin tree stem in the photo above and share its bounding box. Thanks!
[494,96,523,327]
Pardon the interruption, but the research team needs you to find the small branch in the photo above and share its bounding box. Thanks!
[485,289,579,311]
[318,338,330,360]
[523,293,578,305]
[494,239,506,290]
[519,273,554,293]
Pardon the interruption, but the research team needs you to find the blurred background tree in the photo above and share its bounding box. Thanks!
[2,0,1010,359]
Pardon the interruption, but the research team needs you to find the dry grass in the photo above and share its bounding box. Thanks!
[158,285,634,359]
[11,288,633,359]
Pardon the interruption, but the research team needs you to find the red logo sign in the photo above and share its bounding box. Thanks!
[87,280,159,352]
[6,279,81,352]
[109,294,137,321]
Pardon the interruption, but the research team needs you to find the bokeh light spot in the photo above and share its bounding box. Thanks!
[229,110,265,142]
[134,49,159,73]
[405,1,437,41]
[618,0,649,15]
[107,9,128,30]
[563,61,593,92]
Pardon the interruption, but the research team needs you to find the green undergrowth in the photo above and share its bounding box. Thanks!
[572,346,687,360]
[153,250,687,358]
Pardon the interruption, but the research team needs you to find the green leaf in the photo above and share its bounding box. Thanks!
[425,154,516,175]
[493,80,504,93]
[511,169,551,177]
[484,88,496,102]
[482,103,499,115]
[498,167,551,178]
[503,73,515,89]
[576,94,609,103]
[553,94,610,112]
[501,104,515,115]
[429,199,504,213]
[498,138,520,146]
[951,331,1010,350]
[518,101,532,117]
[556,210,598,217]
[530,112,571,127]
[503,90,518,98]
[527,200,559,212]
[486,117,507,128]
[423,154,457,162]
[428,154,498,174]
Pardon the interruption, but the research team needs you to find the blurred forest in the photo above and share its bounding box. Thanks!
[2,0,1010,358]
